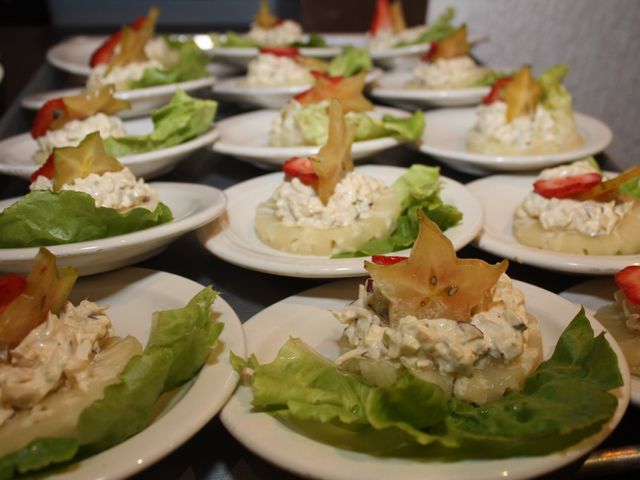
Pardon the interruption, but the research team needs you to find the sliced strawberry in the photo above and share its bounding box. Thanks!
[0,274,27,315]
[282,157,318,185]
[370,0,393,34]
[89,14,147,67]
[615,266,640,305]
[423,41,439,62]
[260,46,300,57]
[533,172,602,199]
[371,255,408,266]
[31,98,67,138]
[310,70,342,83]
[30,153,55,182]
[482,77,513,105]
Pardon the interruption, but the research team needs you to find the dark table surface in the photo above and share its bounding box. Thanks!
[0,27,638,480]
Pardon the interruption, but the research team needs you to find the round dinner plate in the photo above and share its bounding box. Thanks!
[419,108,613,174]
[560,277,640,407]
[46,35,238,78]
[370,70,490,108]
[35,267,245,479]
[205,45,341,67]
[466,173,640,274]
[0,182,226,275]
[369,42,430,62]
[0,118,218,179]
[198,165,483,278]
[211,68,383,109]
[21,76,216,119]
[211,106,411,168]
[220,278,629,480]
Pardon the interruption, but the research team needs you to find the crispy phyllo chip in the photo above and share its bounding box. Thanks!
[255,0,279,29]
[504,66,542,122]
[312,100,354,204]
[365,211,508,325]
[53,132,123,191]
[390,0,407,33]
[49,86,130,131]
[428,24,469,61]
[296,71,373,113]
[109,6,159,68]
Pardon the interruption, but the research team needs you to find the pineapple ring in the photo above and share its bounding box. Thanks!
[512,200,640,255]
[255,186,401,256]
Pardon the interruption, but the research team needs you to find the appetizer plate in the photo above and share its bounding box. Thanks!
[221,278,629,480]
[0,182,226,275]
[44,267,245,479]
[560,277,640,407]
[46,35,238,78]
[211,68,383,109]
[0,117,219,179]
[198,165,483,278]
[370,70,490,108]
[21,76,216,119]
[418,108,613,174]
[203,43,341,67]
[369,42,430,62]
[466,174,640,274]
[211,106,410,168]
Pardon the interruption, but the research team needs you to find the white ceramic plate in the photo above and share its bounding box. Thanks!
[199,165,483,278]
[466,174,640,274]
[21,77,216,119]
[369,42,430,62]
[37,267,245,479]
[419,108,613,175]
[211,68,383,109]
[560,277,640,407]
[0,117,218,179]
[370,70,490,108]
[46,35,239,79]
[211,106,410,168]
[0,182,226,275]
[221,278,629,480]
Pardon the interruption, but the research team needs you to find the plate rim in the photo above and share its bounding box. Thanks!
[220,277,630,480]
[370,70,491,100]
[466,173,640,274]
[199,164,483,278]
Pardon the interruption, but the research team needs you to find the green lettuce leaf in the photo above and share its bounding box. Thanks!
[334,165,462,257]
[295,104,425,146]
[243,308,623,458]
[327,46,373,78]
[104,89,217,156]
[128,39,209,89]
[394,7,456,47]
[146,287,223,391]
[218,31,259,47]
[620,176,640,197]
[0,190,173,248]
[538,64,573,113]
[0,287,222,476]
[292,33,327,48]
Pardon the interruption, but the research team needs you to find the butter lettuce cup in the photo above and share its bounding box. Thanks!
[512,159,640,255]
[221,212,628,478]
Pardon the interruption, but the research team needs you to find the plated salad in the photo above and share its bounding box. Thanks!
[467,64,583,155]
[210,0,326,49]
[30,88,217,163]
[269,72,424,147]
[0,248,223,478]
[513,159,640,255]
[256,100,459,256]
[595,266,640,377]
[244,45,373,88]
[87,6,209,91]
[0,133,173,248]
[235,212,624,459]
[406,25,506,90]
[368,1,456,51]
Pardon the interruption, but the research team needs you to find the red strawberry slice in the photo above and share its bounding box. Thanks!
[30,153,55,182]
[89,14,147,67]
[282,157,318,185]
[371,255,408,266]
[260,46,300,57]
[615,265,640,305]
[0,274,27,315]
[31,98,66,138]
[482,77,513,105]
[533,172,602,199]
[370,0,393,34]
[424,41,439,62]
